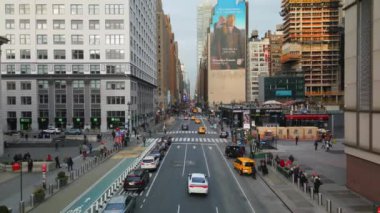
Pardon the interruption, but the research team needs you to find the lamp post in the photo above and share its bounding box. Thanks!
[127,102,131,136]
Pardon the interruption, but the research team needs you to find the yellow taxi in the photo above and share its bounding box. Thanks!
[233,157,255,175]
[198,126,206,134]
[191,116,196,120]
[194,119,201,124]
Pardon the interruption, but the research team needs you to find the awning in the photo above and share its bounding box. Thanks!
[285,114,329,121]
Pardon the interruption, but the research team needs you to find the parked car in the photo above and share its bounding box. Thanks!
[181,124,189,130]
[233,157,255,175]
[65,128,82,135]
[187,173,209,195]
[42,127,61,134]
[225,143,245,158]
[102,195,136,213]
[123,169,150,192]
[150,148,164,161]
[219,131,229,138]
[140,155,160,170]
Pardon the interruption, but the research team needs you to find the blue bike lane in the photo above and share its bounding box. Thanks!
[61,157,135,213]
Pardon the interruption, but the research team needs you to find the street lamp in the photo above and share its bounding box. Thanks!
[127,102,131,135]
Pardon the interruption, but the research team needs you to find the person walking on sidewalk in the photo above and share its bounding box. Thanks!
[143,136,146,147]
[295,135,299,146]
[27,158,33,172]
[55,156,61,168]
[67,157,74,171]
[313,175,322,193]
[314,140,318,151]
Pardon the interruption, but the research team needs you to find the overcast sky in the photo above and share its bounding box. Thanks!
[162,0,282,98]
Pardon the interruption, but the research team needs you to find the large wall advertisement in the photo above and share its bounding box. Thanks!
[210,0,246,70]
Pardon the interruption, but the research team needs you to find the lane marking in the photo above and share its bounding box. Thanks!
[209,146,212,150]
[143,199,146,203]
[214,143,257,213]
[201,144,211,178]
[177,145,180,149]
[216,206,219,213]
[177,204,181,213]
[182,144,188,176]
[140,204,143,209]
[145,145,173,197]
[193,145,196,149]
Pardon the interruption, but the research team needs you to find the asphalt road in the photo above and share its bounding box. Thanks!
[128,116,289,213]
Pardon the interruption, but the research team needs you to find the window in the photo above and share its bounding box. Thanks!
[72,80,85,89]
[20,49,31,59]
[90,80,100,89]
[39,110,49,118]
[19,4,30,15]
[106,35,124,45]
[20,20,30,30]
[55,95,66,104]
[53,20,65,30]
[53,4,65,15]
[90,65,100,74]
[7,82,16,90]
[6,20,15,29]
[36,20,47,29]
[90,50,100,59]
[36,4,47,15]
[56,109,66,117]
[37,35,48,44]
[21,111,32,118]
[105,4,124,15]
[7,97,16,105]
[37,65,48,74]
[70,4,83,15]
[71,20,83,30]
[89,4,99,15]
[107,96,125,105]
[20,34,31,45]
[89,20,100,30]
[72,65,84,74]
[5,34,15,45]
[72,50,84,59]
[54,65,66,74]
[106,81,125,90]
[55,80,66,89]
[39,95,49,104]
[7,65,15,74]
[20,65,31,74]
[106,49,124,59]
[6,50,15,59]
[89,35,100,45]
[91,109,101,117]
[54,50,66,59]
[8,112,17,118]
[73,109,84,117]
[37,50,48,59]
[53,35,65,45]
[71,35,84,45]
[73,94,84,104]
[21,96,32,105]
[91,95,101,104]
[5,4,14,15]
[106,65,123,74]
[105,20,124,30]
[21,82,32,90]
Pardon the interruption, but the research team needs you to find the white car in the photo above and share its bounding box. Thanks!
[187,173,209,195]
[42,127,61,134]
[140,155,160,170]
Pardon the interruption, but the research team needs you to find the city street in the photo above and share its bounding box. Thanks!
[132,117,289,213]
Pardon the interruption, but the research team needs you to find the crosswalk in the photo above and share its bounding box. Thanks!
[166,131,218,135]
[171,137,228,143]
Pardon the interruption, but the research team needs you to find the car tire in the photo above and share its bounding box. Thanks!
[239,170,243,175]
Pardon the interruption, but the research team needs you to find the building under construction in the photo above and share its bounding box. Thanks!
[280,0,343,105]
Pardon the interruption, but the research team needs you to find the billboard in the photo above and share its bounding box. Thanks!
[210,0,246,70]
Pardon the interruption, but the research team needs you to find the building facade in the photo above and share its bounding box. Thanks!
[197,0,214,70]
[0,1,157,132]
[266,26,284,76]
[259,76,305,103]
[344,0,380,201]
[281,0,343,105]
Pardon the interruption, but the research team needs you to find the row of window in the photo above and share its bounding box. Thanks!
[6,109,101,119]
[5,34,125,45]
[3,64,127,75]
[7,95,129,105]
[5,49,125,60]
[5,19,124,30]
[5,4,124,15]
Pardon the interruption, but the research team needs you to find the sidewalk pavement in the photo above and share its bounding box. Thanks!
[258,140,373,213]
[0,118,172,212]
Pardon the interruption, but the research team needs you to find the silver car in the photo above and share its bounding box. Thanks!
[102,195,136,213]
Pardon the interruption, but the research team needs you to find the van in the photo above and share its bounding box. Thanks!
[233,157,255,175]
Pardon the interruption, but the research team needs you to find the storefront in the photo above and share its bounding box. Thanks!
[55,117,67,129]
[20,118,32,131]
[91,117,101,129]
[107,117,125,129]
[7,118,17,131]
[72,117,84,129]
[38,117,49,130]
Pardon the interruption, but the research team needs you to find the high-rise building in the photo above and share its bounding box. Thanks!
[344,0,380,201]
[266,25,284,76]
[247,34,270,102]
[0,1,157,132]
[280,0,343,105]
[197,0,214,68]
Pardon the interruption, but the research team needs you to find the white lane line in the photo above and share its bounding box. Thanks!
[209,146,212,150]
[145,145,173,197]
[177,204,181,213]
[201,144,211,178]
[140,204,143,209]
[214,144,256,213]
[177,145,180,149]
[182,144,188,176]
[193,145,196,149]
[143,199,146,203]
[216,206,219,213]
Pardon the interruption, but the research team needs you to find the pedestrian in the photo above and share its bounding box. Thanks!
[67,157,74,171]
[55,156,61,168]
[27,158,33,172]
[55,141,59,151]
[314,140,318,151]
[47,154,52,161]
[313,176,322,193]
[25,133,29,141]
[295,135,299,146]
[88,143,93,154]
[300,172,308,187]
[111,130,116,140]
[251,164,257,179]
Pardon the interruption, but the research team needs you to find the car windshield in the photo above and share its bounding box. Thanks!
[245,162,254,167]
[105,203,124,210]
[143,159,154,163]
[192,177,206,183]
[126,176,141,182]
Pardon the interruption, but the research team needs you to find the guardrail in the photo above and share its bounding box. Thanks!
[85,140,158,213]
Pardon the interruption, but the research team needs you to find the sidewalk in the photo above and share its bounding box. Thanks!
[257,140,373,213]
